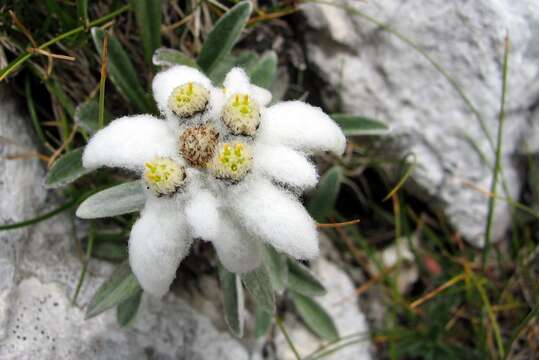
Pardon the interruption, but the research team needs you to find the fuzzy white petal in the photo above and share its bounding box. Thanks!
[82,115,178,171]
[213,216,263,273]
[152,65,212,118]
[250,85,272,107]
[230,178,319,259]
[253,143,318,190]
[223,67,272,105]
[223,67,251,95]
[129,196,192,297]
[185,190,262,273]
[257,101,346,155]
[185,189,220,240]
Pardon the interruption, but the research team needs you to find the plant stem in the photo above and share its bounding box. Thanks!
[72,223,95,304]
[0,4,131,81]
[482,35,510,269]
[98,32,109,129]
[276,316,302,360]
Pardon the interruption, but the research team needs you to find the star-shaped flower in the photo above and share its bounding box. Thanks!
[80,65,346,297]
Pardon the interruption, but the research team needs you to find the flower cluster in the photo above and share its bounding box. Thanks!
[81,65,346,297]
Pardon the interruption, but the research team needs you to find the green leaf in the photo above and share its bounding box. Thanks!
[307,165,343,222]
[241,266,275,314]
[76,0,89,25]
[197,1,252,76]
[129,0,162,66]
[92,242,127,261]
[45,148,92,188]
[86,260,141,319]
[255,307,273,338]
[75,97,112,134]
[116,289,142,326]
[287,258,327,297]
[76,181,146,219]
[218,265,244,337]
[207,51,258,85]
[291,292,339,342]
[152,48,198,68]
[249,51,278,89]
[331,114,389,136]
[262,245,287,294]
[91,28,153,113]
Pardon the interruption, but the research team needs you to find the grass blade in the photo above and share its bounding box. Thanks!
[91,28,153,113]
[129,0,162,66]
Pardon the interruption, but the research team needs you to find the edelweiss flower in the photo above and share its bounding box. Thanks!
[80,65,346,297]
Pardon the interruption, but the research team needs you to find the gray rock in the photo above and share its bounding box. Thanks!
[302,0,539,247]
[274,257,372,360]
[0,86,249,360]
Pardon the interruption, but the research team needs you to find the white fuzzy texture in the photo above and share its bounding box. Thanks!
[129,196,192,297]
[229,177,319,260]
[257,101,346,155]
[82,115,178,171]
[223,67,272,106]
[152,65,213,120]
[253,143,318,190]
[212,216,262,273]
[185,190,262,273]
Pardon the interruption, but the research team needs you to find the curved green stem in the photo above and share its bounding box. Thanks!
[0,4,131,81]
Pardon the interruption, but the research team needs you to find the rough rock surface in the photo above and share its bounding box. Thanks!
[302,0,539,246]
[274,257,372,360]
[0,87,249,360]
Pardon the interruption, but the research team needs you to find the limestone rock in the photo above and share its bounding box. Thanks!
[302,0,539,246]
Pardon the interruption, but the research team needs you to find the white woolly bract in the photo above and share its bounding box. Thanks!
[212,215,263,273]
[152,65,213,120]
[129,196,192,297]
[185,190,262,273]
[82,115,179,171]
[223,67,272,106]
[257,101,346,155]
[253,143,318,190]
[229,177,319,260]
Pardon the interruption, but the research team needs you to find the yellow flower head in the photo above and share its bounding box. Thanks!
[168,82,210,118]
[221,94,261,136]
[208,142,253,182]
[143,157,186,196]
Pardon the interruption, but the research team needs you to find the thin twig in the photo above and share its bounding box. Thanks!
[317,219,360,229]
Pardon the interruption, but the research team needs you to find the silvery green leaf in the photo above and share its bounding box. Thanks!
[249,51,278,89]
[152,48,198,68]
[307,165,343,222]
[45,148,92,188]
[86,260,141,319]
[262,245,287,294]
[218,265,244,337]
[255,307,273,338]
[241,265,275,314]
[207,51,258,85]
[291,292,339,342]
[331,114,389,136]
[116,289,142,327]
[197,1,252,76]
[76,181,146,219]
[287,258,326,297]
[75,97,112,134]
